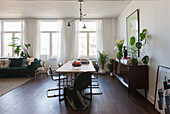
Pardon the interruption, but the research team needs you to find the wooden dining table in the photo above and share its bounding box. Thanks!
[55,60,96,101]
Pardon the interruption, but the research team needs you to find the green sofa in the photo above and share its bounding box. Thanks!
[0,58,39,77]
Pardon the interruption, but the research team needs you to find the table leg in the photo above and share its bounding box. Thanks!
[71,73,72,86]
[90,76,92,100]
[59,72,61,100]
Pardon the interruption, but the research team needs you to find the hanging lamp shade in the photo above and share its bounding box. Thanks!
[83,24,87,29]
[67,22,71,27]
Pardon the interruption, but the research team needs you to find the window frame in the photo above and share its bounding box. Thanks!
[78,20,97,59]
[39,20,61,57]
[1,20,24,57]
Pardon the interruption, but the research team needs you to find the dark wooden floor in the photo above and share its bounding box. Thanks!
[0,74,158,114]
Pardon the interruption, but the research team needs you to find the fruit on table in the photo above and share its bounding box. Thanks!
[74,61,80,65]
[73,61,81,67]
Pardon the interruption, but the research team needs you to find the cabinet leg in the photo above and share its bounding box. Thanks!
[128,88,130,97]
[145,89,147,98]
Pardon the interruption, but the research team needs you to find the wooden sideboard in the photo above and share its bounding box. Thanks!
[113,59,148,97]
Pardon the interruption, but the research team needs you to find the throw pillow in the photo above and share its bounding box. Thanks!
[27,58,34,65]
[9,58,23,67]
[21,59,28,67]
[0,59,11,68]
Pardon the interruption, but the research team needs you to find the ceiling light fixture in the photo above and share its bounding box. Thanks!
[67,0,87,29]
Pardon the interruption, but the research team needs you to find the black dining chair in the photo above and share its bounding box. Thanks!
[58,62,69,86]
[84,62,102,95]
[46,66,68,98]
[64,72,92,110]
[92,62,99,83]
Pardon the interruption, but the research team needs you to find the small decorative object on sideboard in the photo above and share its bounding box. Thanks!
[123,46,127,58]
[131,56,138,65]
[115,39,124,61]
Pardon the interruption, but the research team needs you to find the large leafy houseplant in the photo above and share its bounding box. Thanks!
[8,37,31,58]
[98,51,108,69]
[130,29,149,65]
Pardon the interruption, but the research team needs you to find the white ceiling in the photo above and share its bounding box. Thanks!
[0,0,133,18]
[0,0,161,19]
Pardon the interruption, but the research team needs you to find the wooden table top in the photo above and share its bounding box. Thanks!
[55,61,96,73]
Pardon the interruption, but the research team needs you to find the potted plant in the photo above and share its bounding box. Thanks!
[98,51,108,74]
[8,37,31,58]
[115,39,125,61]
[129,29,149,65]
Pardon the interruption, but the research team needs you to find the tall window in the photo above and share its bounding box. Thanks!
[1,20,23,57]
[40,21,61,57]
[78,21,97,59]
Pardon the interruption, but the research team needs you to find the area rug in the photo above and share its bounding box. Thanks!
[0,77,32,97]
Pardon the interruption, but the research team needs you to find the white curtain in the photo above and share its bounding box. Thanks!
[33,20,40,58]
[57,20,66,63]
[24,19,40,58]
[45,20,66,69]
[0,21,1,57]
[96,20,103,53]
[71,20,79,60]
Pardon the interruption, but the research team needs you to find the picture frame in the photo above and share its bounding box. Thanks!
[154,65,170,114]
[126,9,140,57]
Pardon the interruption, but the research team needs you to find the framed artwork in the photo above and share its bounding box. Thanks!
[154,65,170,114]
[126,9,140,57]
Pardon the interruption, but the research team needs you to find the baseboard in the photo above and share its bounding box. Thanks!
[137,89,154,104]
[147,93,154,104]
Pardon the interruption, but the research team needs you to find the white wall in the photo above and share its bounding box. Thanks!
[117,1,170,103]
[103,18,117,59]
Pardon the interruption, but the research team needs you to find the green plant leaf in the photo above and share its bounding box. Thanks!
[25,43,31,49]
[20,51,24,57]
[140,29,147,41]
[136,42,142,49]
[142,55,149,65]
[140,33,146,41]
[142,29,147,34]
[11,37,20,40]
[8,44,16,47]
[14,46,21,55]
[130,36,136,46]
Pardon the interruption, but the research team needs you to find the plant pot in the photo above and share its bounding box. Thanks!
[110,72,113,76]
[131,58,138,65]
[99,69,106,74]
